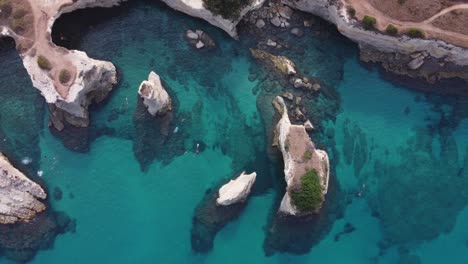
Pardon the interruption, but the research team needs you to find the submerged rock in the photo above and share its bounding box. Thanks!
[250,49,297,77]
[191,171,256,252]
[185,29,216,49]
[0,153,46,224]
[138,71,172,116]
[216,172,256,206]
[273,97,330,216]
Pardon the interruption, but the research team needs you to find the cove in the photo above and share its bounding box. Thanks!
[0,0,467,263]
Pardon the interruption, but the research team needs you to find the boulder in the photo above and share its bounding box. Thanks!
[138,71,172,116]
[196,41,205,49]
[0,153,46,224]
[186,30,198,39]
[216,172,257,206]
[267,39,277,47]
[256,19,266,29]
[408,56,425,70]
[290,27,304,37]
[278,5,293,19]
[271,16,282,27]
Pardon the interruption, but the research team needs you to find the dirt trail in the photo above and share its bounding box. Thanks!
[24,0,76,98]
[422,4,468,24]
[347,0,468,48]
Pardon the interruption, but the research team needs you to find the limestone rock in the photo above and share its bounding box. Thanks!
[0,154,46,224]
[216,172,257,206]
[273,97,330,216]
[408,56,425,70]
[250,49,297,76]
[278,5,293,19]
[304,120,314,131]
[256,19,266,28]
[290,27,304,37]
[138,71,172,116]
[196,41,205,49]
[270,16,282,27]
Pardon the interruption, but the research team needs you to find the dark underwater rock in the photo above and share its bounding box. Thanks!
[0,211,74,263]
[191,179,250,253]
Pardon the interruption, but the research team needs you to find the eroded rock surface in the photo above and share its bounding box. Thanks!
[273,96,329,216]
[216,171,256,206]
[138,71,172,116]
[0,153,46,224]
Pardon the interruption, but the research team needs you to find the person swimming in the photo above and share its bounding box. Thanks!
[195,143,200,154]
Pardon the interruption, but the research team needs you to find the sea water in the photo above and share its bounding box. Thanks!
[1,1,468,263]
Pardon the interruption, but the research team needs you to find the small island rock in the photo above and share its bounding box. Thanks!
[138,71,172,116]
[216,172,256,206]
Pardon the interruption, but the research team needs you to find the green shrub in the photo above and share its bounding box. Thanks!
[11,17,25,32]
[12,8,27,19]
[37,55,52,70]
[0,2,12,19]
[303,150,313,160]
[290,169,323,212]
[407,28,425,38]
[203,0,251,20]
[347,7,356,18]
[362,15,377,30]
[59,69,71,84]
[385,24,398,35]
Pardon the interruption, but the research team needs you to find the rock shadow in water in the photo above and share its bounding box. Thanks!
[263,171,345,256]
[0,211,75,263]
[190,178,249,253]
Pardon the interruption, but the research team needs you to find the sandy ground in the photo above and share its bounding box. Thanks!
[346,0,468,48]
[432,9,468,35]
[369,0,464,22]
[0,0,77,98]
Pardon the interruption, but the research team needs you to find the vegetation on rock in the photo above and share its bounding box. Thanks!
[385,24,398,35]
[362,15,377,30]
[347,7,356,18]
[407,28,425,38]
[37,55,52,71]
[290,169,323,212]
[0,1,12,19]
[203,0,251,20]
[59,69,71,84]
[303,150,313,160]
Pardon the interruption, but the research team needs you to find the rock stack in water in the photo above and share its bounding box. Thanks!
[273,96,330,216]
[0,153,47,224]
[138,71,172,116]
[216,172,257,206]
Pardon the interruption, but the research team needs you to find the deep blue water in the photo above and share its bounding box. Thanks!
[1,1,468,263]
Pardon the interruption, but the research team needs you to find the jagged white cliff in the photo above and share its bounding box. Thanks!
[0,154,46,224]
[138,71,172,116]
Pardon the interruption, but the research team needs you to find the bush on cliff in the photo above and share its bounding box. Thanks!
[37,55,52,71]
[347,7,356,18]
[362,15,377,30]
[0,2,12,19]
[203,0,251,20]
[12,8,27,19]
[407,28,425,38]
[385,24,398,35]
[290,169,323,212]
[59,69,71,84]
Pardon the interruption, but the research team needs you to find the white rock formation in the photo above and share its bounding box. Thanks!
[274,97,329,215]
[160,0,266,38]
[282,0,468,66]
[138,71,172,116]
[216,171,257,206]
[0,154,46,224]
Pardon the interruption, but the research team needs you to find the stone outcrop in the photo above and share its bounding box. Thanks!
[0,154,46,224]
[138,71,172,116]
[216,171,256,206]
[0,0,123,131]
[250,48,297,76]
[273,97,329,216]
[160,0,266,38]
[185,29,216,49]
[282,0,468,85]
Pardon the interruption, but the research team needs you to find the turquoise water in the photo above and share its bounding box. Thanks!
[1,1,468,263]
